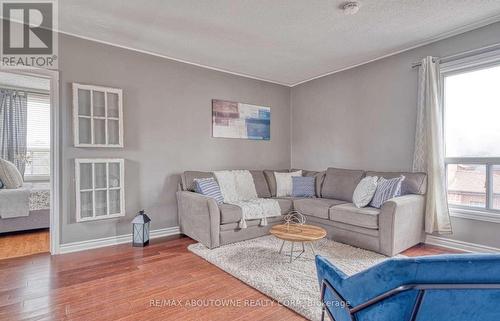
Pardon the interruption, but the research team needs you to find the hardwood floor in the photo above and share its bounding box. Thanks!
[0,229,49,260]
[0,235,460,321]
[402,243,463,257]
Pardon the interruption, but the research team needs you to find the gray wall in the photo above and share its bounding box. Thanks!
[58,22,500,248]
[291,22,500,248]
[59,34,291,244]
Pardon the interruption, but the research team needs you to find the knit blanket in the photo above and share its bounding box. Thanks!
[214,170,281,228]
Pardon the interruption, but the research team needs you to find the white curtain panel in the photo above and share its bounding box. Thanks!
[412,56,452,234]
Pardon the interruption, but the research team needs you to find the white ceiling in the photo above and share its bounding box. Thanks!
[59,0,500,86]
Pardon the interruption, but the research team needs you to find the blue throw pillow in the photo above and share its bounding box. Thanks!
[292,176,315,197]
[369,176,405,208]
[194,178,224,204]
[0,179,3,189]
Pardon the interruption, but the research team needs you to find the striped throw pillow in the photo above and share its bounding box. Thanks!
[292,176,315,197]
[194,178,224,204]
[369,176,405,209]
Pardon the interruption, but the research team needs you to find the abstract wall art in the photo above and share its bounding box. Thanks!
[212,99,270,140]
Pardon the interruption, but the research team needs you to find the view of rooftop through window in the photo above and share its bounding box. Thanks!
[444,62,500,211]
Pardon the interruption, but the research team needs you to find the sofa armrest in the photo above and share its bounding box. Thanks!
[379,194,425,256]
[176,191,221,248]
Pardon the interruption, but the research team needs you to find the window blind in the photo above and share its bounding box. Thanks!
[25,93,50,178]
[26,93,50,149]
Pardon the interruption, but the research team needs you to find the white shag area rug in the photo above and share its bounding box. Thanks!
[188,235,395,321]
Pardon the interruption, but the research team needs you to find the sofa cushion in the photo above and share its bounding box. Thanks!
[249,170,271,198]
[366,171,427,195]
[263,169,289,197]
[321,168,365,202]
[272,198,294,213]
[329,203,380,229]
[219,198,292,224]
[294,198,346,219]
[306,215,380,237]
[182,171,214,191]
[315,171,326,198]
[219,204,245,224]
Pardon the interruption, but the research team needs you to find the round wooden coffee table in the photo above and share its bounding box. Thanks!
[270,224,327,262]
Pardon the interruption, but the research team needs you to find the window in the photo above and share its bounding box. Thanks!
[24,93,50,180]
[493,165,500,210]
[442,54,500,215]
[447,164,486,209]
[73,83,123,147]
[75,158,125,222]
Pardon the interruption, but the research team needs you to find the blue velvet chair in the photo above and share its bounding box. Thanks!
[315,254,500,321]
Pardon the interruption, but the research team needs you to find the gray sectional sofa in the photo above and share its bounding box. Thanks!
[176,168,427,256]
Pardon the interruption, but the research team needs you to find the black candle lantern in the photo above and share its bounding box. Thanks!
[132,210,151,247]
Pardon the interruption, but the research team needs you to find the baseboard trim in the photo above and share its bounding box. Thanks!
[59,226,180,254]
[425,235,500,253]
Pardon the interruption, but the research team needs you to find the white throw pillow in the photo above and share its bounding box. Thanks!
[275,170,302,197]
[214,170,258,202]
[234,170,258,201]
[352,176,378,208]
[0,158,23,189]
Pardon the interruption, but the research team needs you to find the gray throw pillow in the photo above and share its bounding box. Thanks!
[352,176,378,208]
[0,158,23,189]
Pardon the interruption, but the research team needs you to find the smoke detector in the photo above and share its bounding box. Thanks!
[343,2,360,15]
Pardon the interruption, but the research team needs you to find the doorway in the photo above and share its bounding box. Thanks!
[0,69,59,259]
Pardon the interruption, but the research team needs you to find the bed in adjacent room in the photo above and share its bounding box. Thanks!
[0,182,50,233]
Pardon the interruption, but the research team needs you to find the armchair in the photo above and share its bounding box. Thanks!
[315,254,500,321]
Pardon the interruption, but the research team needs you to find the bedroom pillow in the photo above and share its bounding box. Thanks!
[194,178,224,204]
[352,176,378,208]
[0,158,23,189]
[369,175,405,209]
[292,176,315,197]
[275,170,302,197]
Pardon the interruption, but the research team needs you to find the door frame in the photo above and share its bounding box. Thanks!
[4,68,60,254]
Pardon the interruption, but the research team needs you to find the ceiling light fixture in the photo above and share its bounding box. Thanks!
[343,2,360,15]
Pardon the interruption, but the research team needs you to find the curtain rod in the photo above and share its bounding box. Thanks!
[411,41,500,69]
